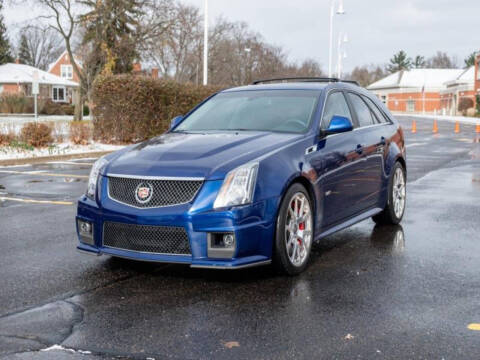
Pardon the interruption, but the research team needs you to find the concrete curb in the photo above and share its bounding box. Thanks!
[0,151,113,166]
[395,113,480,125]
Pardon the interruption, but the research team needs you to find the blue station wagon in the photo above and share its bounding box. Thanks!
[76,77,406,275]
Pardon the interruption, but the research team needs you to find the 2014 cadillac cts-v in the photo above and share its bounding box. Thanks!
[76,77,406,275]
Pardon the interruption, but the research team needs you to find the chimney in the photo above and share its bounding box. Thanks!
[151,68,159,79]
[15,58,20,64]
[133,62,142,72]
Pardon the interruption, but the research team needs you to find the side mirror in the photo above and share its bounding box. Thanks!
[323,115,353,135]
[170,115,184,130]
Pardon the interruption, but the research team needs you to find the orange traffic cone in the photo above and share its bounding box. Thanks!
[411,120,417,133]
[454,121,460,134]
[476,124,480,134]
[432,120,438,134]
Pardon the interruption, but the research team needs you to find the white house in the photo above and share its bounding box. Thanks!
[0,63,79,103]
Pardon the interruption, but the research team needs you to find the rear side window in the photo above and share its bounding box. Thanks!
[321,92,352,129]
[362,96,390,124]
[347,93,375,127]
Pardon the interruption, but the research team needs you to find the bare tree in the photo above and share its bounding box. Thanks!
[141,7,325,86]
[348,64,386,87]
[16,26,64,70]
[29,0,172,120]
[145,3,202,82]
[31,0,86,120]
[426,51,458,69]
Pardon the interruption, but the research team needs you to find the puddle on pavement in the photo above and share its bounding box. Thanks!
[0,184,4,190]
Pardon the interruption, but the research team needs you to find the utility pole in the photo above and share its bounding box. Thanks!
[203,0,209,85]
[32,70,39,122]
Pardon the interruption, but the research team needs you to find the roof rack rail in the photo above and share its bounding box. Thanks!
[341,80,360,86]
[251,77,360,86]
[251,77,340,85]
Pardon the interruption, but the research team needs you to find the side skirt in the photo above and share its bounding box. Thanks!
[316,207,383,241]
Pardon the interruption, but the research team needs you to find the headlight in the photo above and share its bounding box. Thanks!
[214,162,258,209]
[86,157,108,199]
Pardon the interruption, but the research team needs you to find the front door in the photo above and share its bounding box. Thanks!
[308,91,363,228]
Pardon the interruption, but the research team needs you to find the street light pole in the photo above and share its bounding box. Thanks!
[336,32,348,78]
[328,0,345,78]
[203,0,209,85]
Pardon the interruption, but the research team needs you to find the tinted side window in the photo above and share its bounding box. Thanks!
[362,96,389,124]
[348,93,375,127]
[322,92,352,129]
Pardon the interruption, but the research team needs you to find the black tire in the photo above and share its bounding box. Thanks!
[373,162,406,225]
[273,183,314,276]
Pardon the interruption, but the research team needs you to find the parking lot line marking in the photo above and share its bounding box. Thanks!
[0,170,88,179]
[47,161,93,166]
[467,323,480,331]
[0,196,74,205]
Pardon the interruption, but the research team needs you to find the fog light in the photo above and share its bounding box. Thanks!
[223,234,235,247]
[208,233,236,259]
[80,222,92,235]
[77,219,94,245]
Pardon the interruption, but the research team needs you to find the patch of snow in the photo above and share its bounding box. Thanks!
[0,142,124,161]
[0,63,78,87]
[40,344,92,355]
[368,68,464,91]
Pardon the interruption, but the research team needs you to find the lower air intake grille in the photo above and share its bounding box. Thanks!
[103,221,191,255]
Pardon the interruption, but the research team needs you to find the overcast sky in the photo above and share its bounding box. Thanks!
[5,0,479,72]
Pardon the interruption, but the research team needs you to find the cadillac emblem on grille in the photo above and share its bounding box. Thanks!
[135,182,153,204]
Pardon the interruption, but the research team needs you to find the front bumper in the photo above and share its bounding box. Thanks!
[76,178,280,269]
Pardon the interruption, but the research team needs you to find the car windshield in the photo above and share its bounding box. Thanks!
[175,90,320,134]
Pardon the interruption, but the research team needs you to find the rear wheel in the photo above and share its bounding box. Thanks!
[373,162,406,225]
[273,183,314,275]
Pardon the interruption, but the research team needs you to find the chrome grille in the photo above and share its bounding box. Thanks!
[103,221,191,255]
[107,176,203,208]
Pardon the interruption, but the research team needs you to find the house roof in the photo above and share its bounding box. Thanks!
[48,50,83,72]
[444,66,475,86]
[0,63,79,87]
[367,68,464,91]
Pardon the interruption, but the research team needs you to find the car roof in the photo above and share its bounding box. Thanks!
[221,81,364,93]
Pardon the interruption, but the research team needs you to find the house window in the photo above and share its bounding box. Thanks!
[407,99,415,112]
[52,86,66,102]
[61,65,73,79]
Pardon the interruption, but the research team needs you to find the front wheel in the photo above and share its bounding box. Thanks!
[273,183,314,275]
[373,162,406,225]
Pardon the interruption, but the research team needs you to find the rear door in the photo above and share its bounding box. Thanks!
[346,92,384,212]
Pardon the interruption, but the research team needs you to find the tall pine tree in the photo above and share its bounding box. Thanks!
[0,0,13,64]
[17,33,32,65]
[80,0,143,74]
[387,51,412,73]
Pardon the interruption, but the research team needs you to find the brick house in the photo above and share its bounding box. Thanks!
[439,67,476,115]
[368,69,464,114]
[0,63,79,103]
[48,50,82,84]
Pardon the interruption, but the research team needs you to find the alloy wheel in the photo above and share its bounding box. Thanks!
[392,167,406,219]
[284,192,313,267]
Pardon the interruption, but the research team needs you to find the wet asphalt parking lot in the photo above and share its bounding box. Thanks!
[0,116,479,359]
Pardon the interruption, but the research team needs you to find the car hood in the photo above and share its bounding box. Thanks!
[104,131,302,180]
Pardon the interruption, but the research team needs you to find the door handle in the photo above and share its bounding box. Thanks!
[380,136,386,145]
[356,144,363,154]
